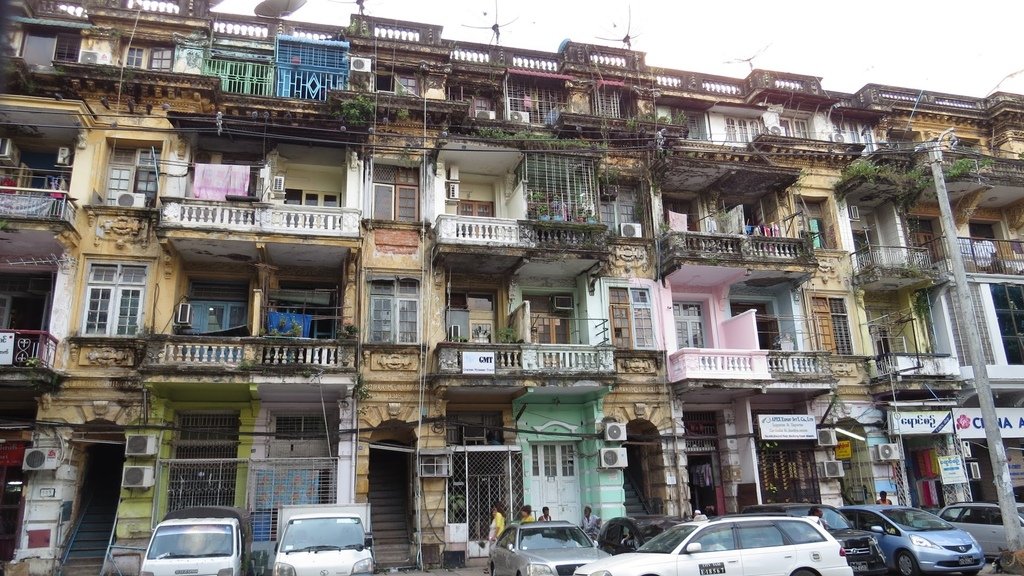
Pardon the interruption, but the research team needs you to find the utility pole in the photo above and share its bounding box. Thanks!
[926,128,1024,550]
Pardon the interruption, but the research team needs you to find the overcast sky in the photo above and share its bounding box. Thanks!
[212,0,1023,98]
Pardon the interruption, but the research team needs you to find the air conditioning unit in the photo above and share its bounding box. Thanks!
[830,132,846,143]
[817,429,838,447]
[418,452,451,477]
[174,303,193,327]
[350,57,372,73]
[475,110,496,120]
[819,460,845,478]
[271,175,286,193]
[23,448,60,471]
[874,443,902,461]
[125,435,158,457]
[79,50,101,64]
[509,111,530,124]
[0,138,21,167]
[962,440,973,458]
[619,222,643,238]
[968,461,982,480]
[122,466,155,488]
[116,192,147,208]
[599,447,628,468]
[768,125,784,136]
[447,324,461,341]
[446,181,460,200]
[56,147,72,166]
[848,205,861,221]
[552,295,573,311]
[604,422,626,442]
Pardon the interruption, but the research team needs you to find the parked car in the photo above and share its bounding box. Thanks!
[595,515,685,554]
[490,521,609,576]
[938,502,1024,558]
[841,504,985,576]
[573,515,853,576]
[741,503,887,576]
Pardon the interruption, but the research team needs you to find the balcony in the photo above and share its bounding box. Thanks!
[767,351,833,379]
[0,330,58,369]
[869,352,962,399]
[435,343,615,378]
[0,190,76,225]
[853,245,938,290]
[144,336,357,371]
[667,347,771,381]
[660,230,816,284]
[160,199,360,238]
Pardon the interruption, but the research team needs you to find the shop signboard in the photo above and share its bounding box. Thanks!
[889,410,953,435]
[462,351,495,374]
[937,454,968,485]
[757,414,816,440]
[953,408,1024,438]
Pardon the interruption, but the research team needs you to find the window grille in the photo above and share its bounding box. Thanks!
[249,458,338,541]
[270,414,335,458]
[508,83,567,125]
[164,458,244,513]
[174,412,240,459]
[592,89,622,118]
[520,154,597,220]
[275,37,348,100]
[449,449,524,540]
[683,411,717,452]
[205,59,274,97]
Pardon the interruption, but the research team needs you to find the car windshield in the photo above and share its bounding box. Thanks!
[636,524,700,553]
[517,526,593,550]
[147,524,234,559]
[280,517,365,553]
[787,507,852,529]
[882,508,953,531]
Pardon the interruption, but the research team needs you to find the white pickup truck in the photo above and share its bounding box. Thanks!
[272,505,373,576]
[140,506,251,576]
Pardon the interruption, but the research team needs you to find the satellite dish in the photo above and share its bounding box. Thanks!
[253,0,307,18]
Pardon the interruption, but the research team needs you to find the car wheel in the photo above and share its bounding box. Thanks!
[790,569,816,576]
[489,563,496,576]
[896,551,920,576]
[961,571,980,576]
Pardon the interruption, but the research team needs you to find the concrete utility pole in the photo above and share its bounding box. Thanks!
[926,128,1024,551]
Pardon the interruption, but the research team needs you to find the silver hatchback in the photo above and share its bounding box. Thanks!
[938,502,1024,558]
[490,521,609,576]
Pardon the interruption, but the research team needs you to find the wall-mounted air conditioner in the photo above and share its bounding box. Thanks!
[848,205,861,221]
[817,429,838,447]
[122,466,155,488]
[0,138,21,167]
[446,182,460,200]
[115,192,147,208]
[476,110,496,120]
[174,303,193,327]
[78,50,101,64]
[418,451,451,477]
[599,447,628,468]
[271,175,286,193]
[125,435,158,457]
[552,295,573,311]
[23,448,60,471]
[619,222,642,238]
[604,422,626,442]
[968,461,982,480]
[819,460,845,478]
[350,57,373,73]
[56,147,72,166]
[830,132,846,143]
[509,111,530,124]
[874,443,902,461]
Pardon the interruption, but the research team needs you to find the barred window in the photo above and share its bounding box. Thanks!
[174,412,240,459]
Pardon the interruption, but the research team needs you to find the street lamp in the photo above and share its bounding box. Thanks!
[925,128,1024,551]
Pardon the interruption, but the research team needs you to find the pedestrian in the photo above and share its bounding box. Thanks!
[581,506,601,538]
[692,509,708,522]
[488,504,505,542]
[876,491,893,505]
[538,506,553,521]
[704,504,716,518]
[519,505,535,523]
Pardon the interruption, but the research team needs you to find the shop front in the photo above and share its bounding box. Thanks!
[952,407,1024,502]
[888,409,969,509]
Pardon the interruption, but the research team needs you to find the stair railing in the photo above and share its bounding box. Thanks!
[58,490,96,573]
[624,472,652,515]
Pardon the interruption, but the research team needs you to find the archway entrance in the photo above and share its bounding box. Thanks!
[65,442,123,566]
[368,421,415,569]
[623,419,666,515]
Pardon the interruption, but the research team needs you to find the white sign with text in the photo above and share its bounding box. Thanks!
[462,351,495,375]
[0,332,14,366]
[889,410,954,435]
[953,408,1024,439]
[758,414,816,440]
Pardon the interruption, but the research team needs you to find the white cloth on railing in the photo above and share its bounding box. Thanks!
[0,194,54,216]
[193,164,251,201]
[668,211,688,232]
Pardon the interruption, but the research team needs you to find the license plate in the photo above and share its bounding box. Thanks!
[959,556,975,566]
[850,562,868,572]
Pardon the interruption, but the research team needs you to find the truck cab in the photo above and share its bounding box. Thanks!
[140,506,251,576]
[272,512,373,576]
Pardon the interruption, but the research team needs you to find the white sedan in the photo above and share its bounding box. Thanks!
[574,516,853,576]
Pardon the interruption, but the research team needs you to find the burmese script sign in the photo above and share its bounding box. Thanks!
[889,410,954,435]
[758,414,816,440]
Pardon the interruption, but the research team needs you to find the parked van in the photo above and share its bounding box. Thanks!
[272,508,373,576]
[141,506,251,576]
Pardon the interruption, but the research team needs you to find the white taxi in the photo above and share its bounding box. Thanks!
[573,515,853,576]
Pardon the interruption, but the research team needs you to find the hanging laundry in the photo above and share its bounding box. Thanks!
[193,164,251,201]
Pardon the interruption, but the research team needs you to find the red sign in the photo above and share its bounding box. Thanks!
[0,442,26,467]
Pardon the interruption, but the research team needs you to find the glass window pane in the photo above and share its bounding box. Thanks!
[370,295,393,342]
[85,288,111,334]
[398,299,418,343]
[22,35,56,66]
[90,264,118,283]
[116,288,142,335]
[373,184,393,219]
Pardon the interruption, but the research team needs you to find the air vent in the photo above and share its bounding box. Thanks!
[419,452,451,477]
[23,448,60,471]
[599,447,627,468]
[125,435,158,457]
[271,175,286,193]
[817,429,838,447]
[874,443,902,461]
[619,222,642,238]
[819,460,844,478]
[122,466,155,488]
[604,422,626,442]
[174,303,193,327]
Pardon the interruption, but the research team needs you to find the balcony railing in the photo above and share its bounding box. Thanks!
[667,348,771,381]
[160,200,360,237]
[149,336,356,369]
[436,343,615,376]
[766,351,832,376]
[854,245,932,272]
[0,330,58,369]
[436,215,521,245]
[875,353,960,379]
[662,231,811,264]
[434,215,608,251]
[0,190,76,224]
[203,59,274,97]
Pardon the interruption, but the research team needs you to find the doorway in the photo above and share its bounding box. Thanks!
[529,443,580,524]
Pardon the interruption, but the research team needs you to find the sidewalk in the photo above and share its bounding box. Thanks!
[384,557,488,576]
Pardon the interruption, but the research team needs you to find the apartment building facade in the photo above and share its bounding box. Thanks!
[1,0,1023,574]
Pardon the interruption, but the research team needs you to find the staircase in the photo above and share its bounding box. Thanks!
[623,476,648,516]
[60,483,119,576]
[369,451,413,569]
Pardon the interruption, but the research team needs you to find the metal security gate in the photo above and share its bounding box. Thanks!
[757,447,820,503]
[449,447,522,557]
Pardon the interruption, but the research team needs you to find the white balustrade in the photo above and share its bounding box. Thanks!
[669,348,771,380]
[161,200,360,237]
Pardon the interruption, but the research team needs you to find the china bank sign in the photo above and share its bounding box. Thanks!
[952,408,1024,439]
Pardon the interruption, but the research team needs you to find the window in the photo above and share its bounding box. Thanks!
[691,525,737,552]
[737,523,784,549]
[609,287,654,349]
[811,297,853,355]
[673,303,705,348]
[22,33,80,65]
[724,117,761,143]
[369,278,419,343]
[527,295,571,344]
[376,74,419,96]
[107,147,160,205]
[54,34,81,63]
[168,412,241,512]
[775,520,827,544]
[802,198,834,249]
[125,46,173,70]
[270,413,333,458]
[458,200,493,217]
[592,89,622,118]
[83,263,147,336]
[991,284,1024,364]
[285,189,339,207]
[508,82,568,126]
[780,118,810,139]
[189,281,249,334]
[600,186,637,230]
[372,165,419,221]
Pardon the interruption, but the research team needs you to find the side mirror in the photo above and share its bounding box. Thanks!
[685,542,702,553]
[364,535,373,549]
[507,544,515,551]
[869,525,884,534]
